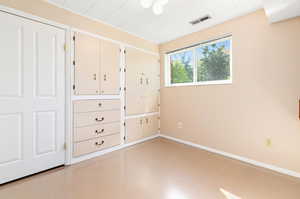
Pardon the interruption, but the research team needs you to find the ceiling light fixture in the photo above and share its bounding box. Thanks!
[140,0,154,8]
[141,0,168,15]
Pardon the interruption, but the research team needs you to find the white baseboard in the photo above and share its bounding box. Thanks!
[71,134,159,164]
[159,134,300,179]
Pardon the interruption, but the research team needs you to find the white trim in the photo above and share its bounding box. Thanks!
[64,29,73,165]
[165,36,233,87]
[46,0,159,44]
[160,134,300,179]
[0,5,69,30]
[125,112,160,120]
[165,80,233,87]
[72,95,121,100]
[71,134,159,164]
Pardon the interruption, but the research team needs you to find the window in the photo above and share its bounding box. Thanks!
[165,36,232,86]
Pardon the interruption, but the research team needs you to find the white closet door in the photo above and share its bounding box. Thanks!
[0,11,66,184]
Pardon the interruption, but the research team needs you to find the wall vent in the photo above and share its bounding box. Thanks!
[189,15,211,25]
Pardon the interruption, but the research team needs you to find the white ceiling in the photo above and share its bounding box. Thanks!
[48,0,263,43]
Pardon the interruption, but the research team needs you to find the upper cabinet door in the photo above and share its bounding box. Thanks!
[125,47,147,91]
[144,54,160,91]
[125,48,146,115]
[100,40,120,95]
[74,32,100,95]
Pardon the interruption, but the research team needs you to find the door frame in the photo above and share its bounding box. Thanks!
[0,5,73,165]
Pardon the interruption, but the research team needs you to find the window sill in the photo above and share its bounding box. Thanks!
[165,80,232,87]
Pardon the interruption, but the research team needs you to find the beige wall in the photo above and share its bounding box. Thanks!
[0,0,158,53]
[159,10,300,173]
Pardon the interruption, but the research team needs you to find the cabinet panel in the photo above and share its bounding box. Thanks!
[125,47,159,116]
[74,110,120,127]
[143,90,159,113]
[100,40,120,95]
[73,133,120,157]
[143,115,159,137]
[74,122,120,142]
[125,48,144,91]
[74,32,100,95]
[125,117,143,143]
[143,53,160,91]
[74,99,120,113]
[126,90,144,116]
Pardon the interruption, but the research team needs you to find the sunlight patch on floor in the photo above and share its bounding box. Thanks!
[220,188,241,199]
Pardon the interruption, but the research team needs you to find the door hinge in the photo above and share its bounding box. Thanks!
[123,136,126,140]
[73,36,75,41]
[124,49,126,54]
[124,87,126,91]
[73,85,75,90]
[124,68,126,72]
[73,60,75,66]
[123,122,126,126]
[64,43,67,51]
[63,143,67,150]
[124,106,126,110]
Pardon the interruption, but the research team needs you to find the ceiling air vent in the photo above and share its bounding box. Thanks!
[189,15,211,25]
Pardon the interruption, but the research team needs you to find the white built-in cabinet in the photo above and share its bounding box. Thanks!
[73,100,121,157]
[125,47,160,143]
[0,7,160,183]
[125,47,160,115]
[126,115,159,143]
[74,32,120,95]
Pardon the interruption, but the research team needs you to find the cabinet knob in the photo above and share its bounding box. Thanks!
[95,140,104,146]
[95,117,104,122]
[98,103,102,107]
[93,74,97,80]
[95,129,105,134]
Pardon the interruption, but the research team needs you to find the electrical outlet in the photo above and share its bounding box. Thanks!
[266,138,272,147]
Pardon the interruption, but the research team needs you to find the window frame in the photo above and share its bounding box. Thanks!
[165,36,233,87]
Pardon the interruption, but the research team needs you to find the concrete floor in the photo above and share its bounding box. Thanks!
[1,138,300,199]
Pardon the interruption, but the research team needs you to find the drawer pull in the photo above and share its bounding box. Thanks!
[95,129,105,134]
[98,103,102,107]
[95,140,104,146]
[95,117,104,122]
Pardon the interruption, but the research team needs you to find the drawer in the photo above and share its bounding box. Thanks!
[74,122,120,142]
[74,110,120,127]
[74,99,120,113]
[73,133,121,157]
